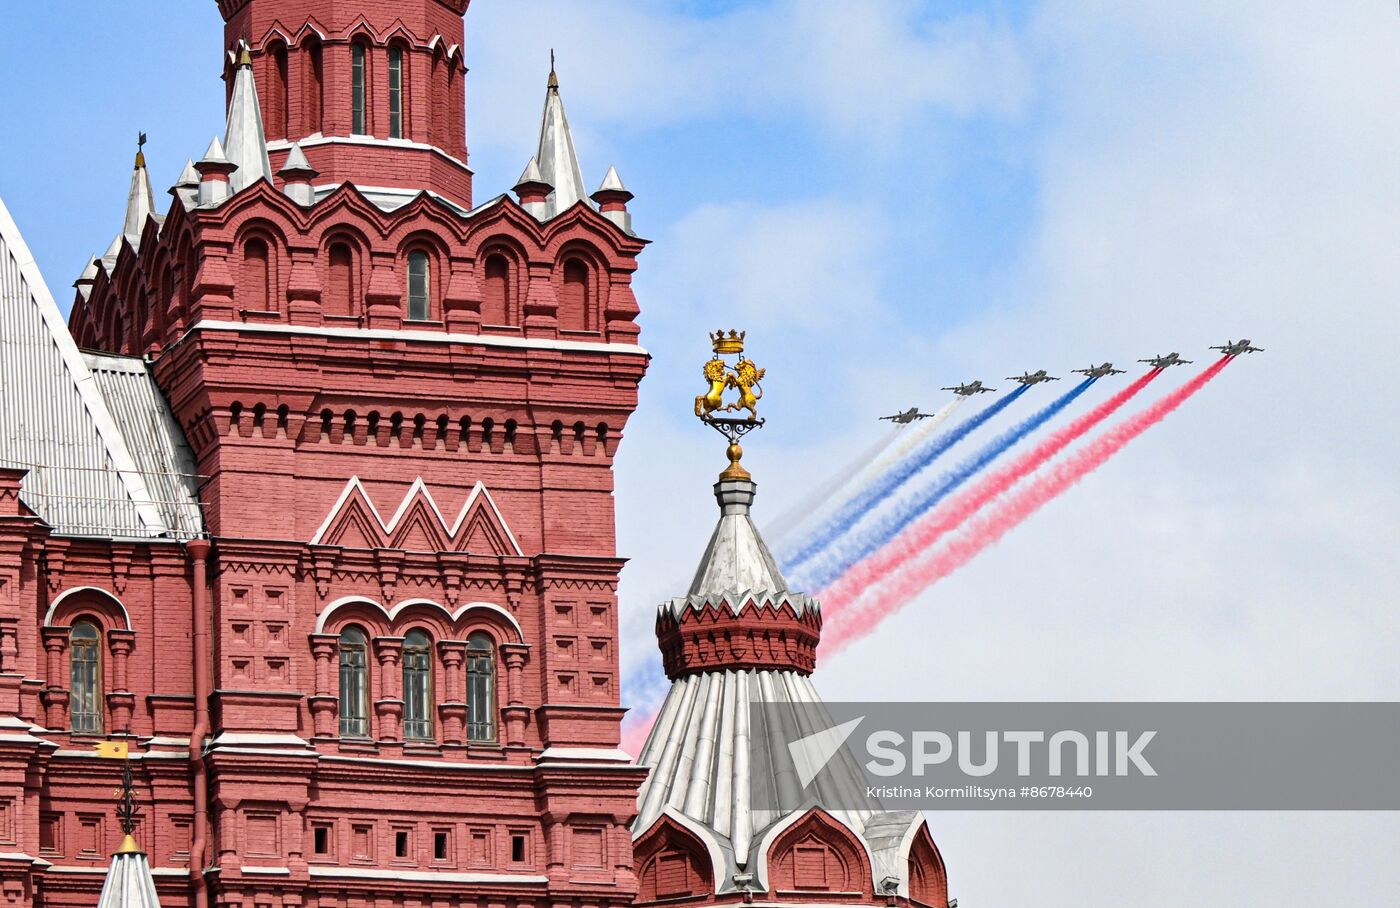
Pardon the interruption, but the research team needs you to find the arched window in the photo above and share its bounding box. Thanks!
[407,251,431,321]
[388,45,405,139]
[351,42,368,135]
[305,39,325,134]
[338,627,369,737]
[560,258,590,332]
[70,622,103,734]
[326,242,355,317]
[403,629,433,740]
[242,238,272,312]
[466,631,495,742]
[269,42,290,139]
[482,254,510,325]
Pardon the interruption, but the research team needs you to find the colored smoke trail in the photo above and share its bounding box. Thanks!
[767,396,964,549]
[622,707,658,759]
[823,358,1231,654]
[820,368,1162,643]
[781,385,1029,571]
[792,379,1097,592]
[765,424,905,543]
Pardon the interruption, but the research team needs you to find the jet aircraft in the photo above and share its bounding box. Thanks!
[1007,370,1060,385]
[1072,363,1126,378]
[1210,339,1264,356]
[941,381,995,397]
[880,408,937,424]
[1139,353,1192,368]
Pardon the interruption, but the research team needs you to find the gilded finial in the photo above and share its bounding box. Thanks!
[694,330,766,481]
[97,740,144,854]
[548,49,558,90]
[134,132,147,169]
[238,40,253,68]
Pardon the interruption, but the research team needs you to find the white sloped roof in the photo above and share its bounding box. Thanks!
[0,196,202,539]
[95,850,161,908]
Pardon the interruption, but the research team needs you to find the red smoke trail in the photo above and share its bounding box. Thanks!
[822,357,1231,655]
[820,369,1163,634]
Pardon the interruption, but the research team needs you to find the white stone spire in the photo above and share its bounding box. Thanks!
[122,136,157,246]
[225,45,272,192]
[535,56,589,219]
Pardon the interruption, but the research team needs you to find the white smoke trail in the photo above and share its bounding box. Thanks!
[766,396,964,548]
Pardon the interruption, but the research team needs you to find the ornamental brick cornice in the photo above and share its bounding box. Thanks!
[657,597,823,680]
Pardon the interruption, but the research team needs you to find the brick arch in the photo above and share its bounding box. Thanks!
[315,597,524,644]
[633,814,717,904]
[763,810,873,899]
[555,241,606,334]
[906,822,949,908]
[45,587,131,632]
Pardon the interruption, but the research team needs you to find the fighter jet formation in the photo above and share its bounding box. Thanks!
[879,342,1258,421]
[1007,370,1060,385]
[1073,363,1126,378]
[942,381,996,397]
[1211,339,1264,356]
[880,408,938,424]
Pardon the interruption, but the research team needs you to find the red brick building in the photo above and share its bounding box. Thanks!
[0,4,949,908]
[2,1,646,907]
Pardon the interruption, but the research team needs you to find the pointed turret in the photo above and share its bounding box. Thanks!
[224,45,272,192]
[195,137,238,207]
[534,56,589,219]
[122,135,157,246]
[632,335,949,907]
[170,159,200,209]
[94,756,162,908]
[513,156,553,221]
[592,165,635,235]
[278,142,319,207]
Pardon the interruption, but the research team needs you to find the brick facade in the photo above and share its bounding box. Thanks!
[1,3,650,908]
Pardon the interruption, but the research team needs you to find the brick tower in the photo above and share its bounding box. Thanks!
[0,2,648,908]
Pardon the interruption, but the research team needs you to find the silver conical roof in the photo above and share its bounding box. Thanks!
[225,50,271,192]
[535,62,589,218]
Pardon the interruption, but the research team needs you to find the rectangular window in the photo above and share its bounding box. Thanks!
[312,822,334,857]
[407,252,431,322]
[433,830,451,863]
[39,812,61,856]
[388,46,403,138]
[351,44,367,135]
[394,828,411,860]
[510,833,528,864]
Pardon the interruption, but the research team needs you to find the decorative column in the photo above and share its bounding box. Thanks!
[105,629,136,733]
[499,644,530,747]
[39,628,69,729]
[437,641,466,745]
[308,634,339,738]
[373,637,403,743]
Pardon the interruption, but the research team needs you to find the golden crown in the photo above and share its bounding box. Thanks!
[710,329,746,354]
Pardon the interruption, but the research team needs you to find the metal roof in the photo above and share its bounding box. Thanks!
[634,474,925,895]
[536,63,590,219]
[0,196,203,540]
[95,849,162,908]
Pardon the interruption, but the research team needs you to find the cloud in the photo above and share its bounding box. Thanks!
[467,0,1030,152]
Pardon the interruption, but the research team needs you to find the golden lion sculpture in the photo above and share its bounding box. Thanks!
[723,358,765,419]
[695,357,729,418]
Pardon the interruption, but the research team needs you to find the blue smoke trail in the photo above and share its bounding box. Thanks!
[780,384,1030,571]
[790,378,1097,591]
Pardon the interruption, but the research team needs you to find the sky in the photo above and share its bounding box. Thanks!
[3,1,1399,905]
